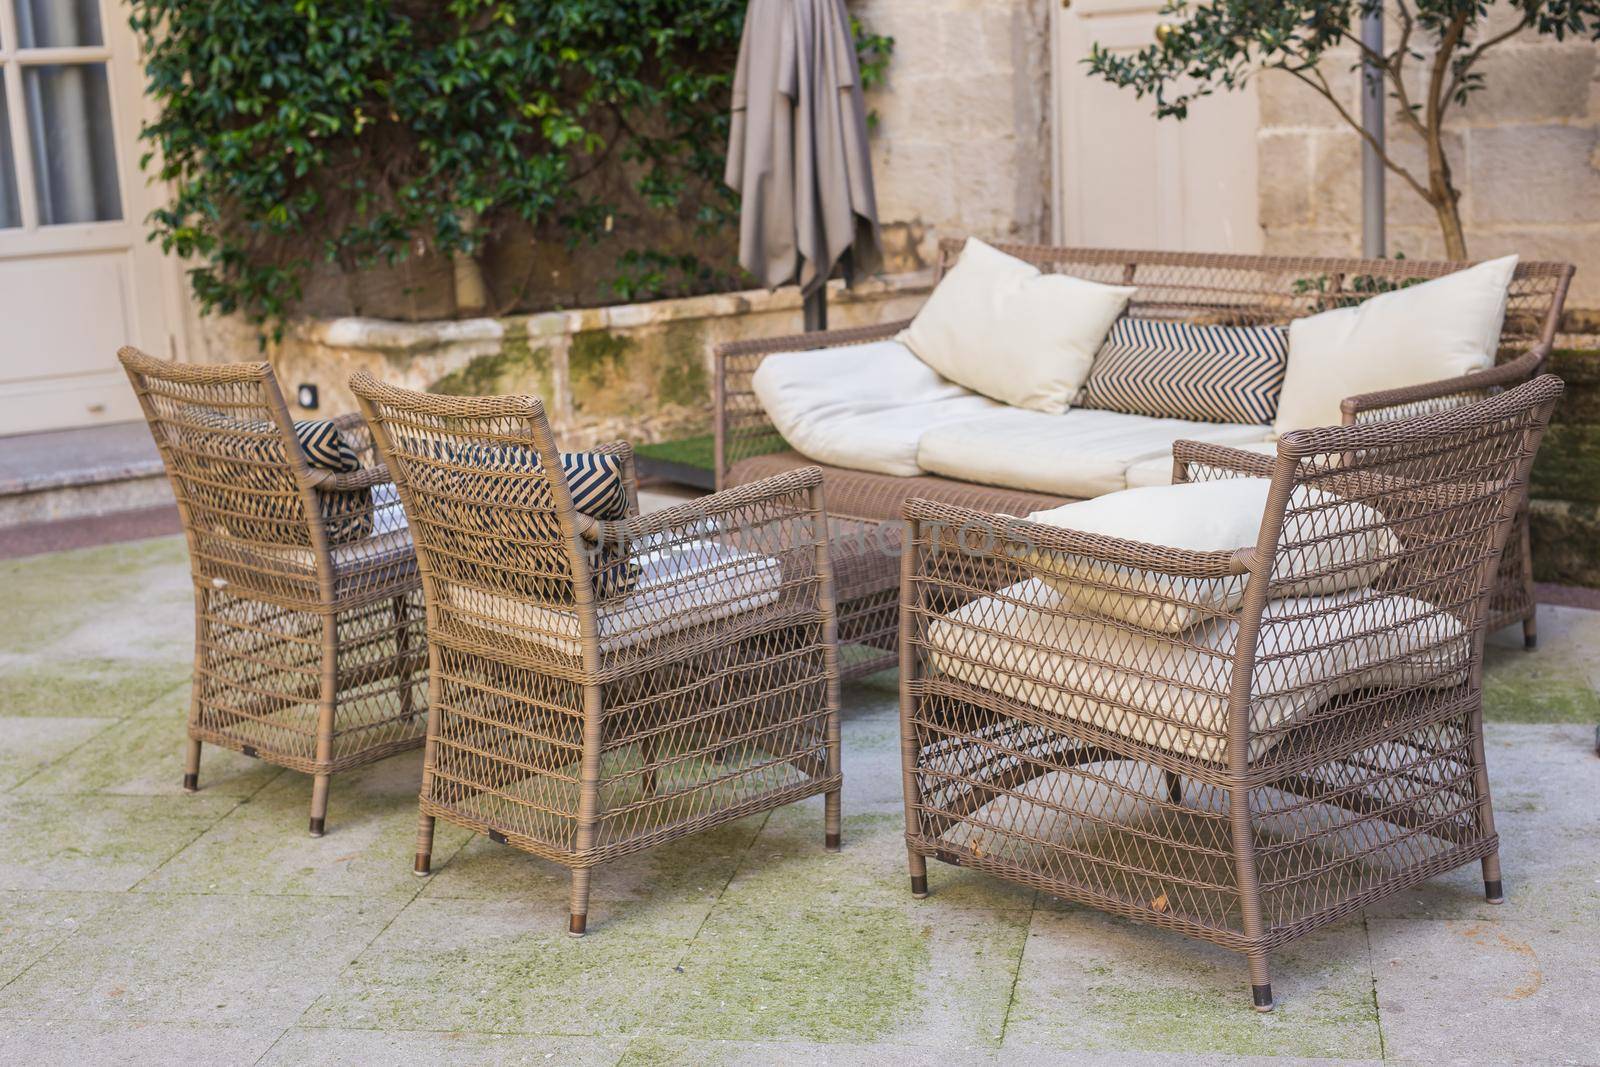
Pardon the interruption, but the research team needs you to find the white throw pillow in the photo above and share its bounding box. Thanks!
[898,238,1135,413]
[1274,255,1518,434]
[1020,478,1401,633]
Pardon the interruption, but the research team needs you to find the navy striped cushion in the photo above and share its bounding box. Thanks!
[1080,318,1288,425]
[418,443,637,602]
[187,412,374,545]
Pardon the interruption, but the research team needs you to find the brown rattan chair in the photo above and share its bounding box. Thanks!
[898,375,1563,1011]
[349,373,842,934]
[717,244,1574,680]
[119,349,428,836]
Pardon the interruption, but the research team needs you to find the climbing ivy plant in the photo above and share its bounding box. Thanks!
[131,0,892,336]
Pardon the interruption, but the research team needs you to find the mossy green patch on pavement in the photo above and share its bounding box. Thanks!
[0,792,237,892]
[13,713,273,797]
[651,903,931,1044]
[300,896,694,1036]
[0,715,113,790]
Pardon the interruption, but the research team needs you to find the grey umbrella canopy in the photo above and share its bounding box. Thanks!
[726,0,883,329]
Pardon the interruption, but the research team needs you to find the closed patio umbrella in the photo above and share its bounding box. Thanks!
[726,0,883,331]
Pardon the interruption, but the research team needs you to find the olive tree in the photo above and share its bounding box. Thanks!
[1087,1,1600,258]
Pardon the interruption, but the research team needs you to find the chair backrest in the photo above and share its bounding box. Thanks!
[1226,374,1563,761]
[936,239,1574,361]
[348,373,599,630]
[118,348,331,572]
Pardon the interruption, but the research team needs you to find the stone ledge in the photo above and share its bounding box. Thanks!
[293,271,935,356]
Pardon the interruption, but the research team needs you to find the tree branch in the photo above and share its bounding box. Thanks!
[1280,63,1433,203]
[1443,13,1535,114]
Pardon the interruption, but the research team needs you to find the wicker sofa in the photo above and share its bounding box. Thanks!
[716,241,1573,680]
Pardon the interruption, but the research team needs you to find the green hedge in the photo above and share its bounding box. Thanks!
[131,0,890,336]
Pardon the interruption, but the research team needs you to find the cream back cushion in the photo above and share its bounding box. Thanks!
[898,238,1135,414]
[1274,255,1518,434]
[1021,478,1401,633]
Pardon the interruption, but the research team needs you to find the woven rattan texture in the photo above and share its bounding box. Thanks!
[349,373,843,930]
[119,349,428,833]
[897,375,1563,1005]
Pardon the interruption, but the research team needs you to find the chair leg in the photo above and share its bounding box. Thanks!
[182,738,202,793]
[825,788,842,852]
[414,812,436,877]
[308,773,330,837]
[1248,952,1274,1012]
[569,868,592,937]
[908,849,929,898]
[1483,852,1505,904]
[1522,614,1537,650]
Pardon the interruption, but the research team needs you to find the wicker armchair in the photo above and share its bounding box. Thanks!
[898,375,1563,1011]
[349,374,842,934]
[118,349,428,836]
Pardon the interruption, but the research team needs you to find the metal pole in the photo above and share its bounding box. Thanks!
[1361,2,1386,258]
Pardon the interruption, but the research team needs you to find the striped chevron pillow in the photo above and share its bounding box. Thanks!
[1080,318,1288,425]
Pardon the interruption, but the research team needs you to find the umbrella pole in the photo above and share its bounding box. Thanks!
[803,287,828,333]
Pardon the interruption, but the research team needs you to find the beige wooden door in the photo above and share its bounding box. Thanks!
[0,0,176,435]
[1051,0,1261,252]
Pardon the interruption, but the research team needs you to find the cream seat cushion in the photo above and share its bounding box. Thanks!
[1123,439,1279,489]
[445,538,782,657]
[1023,478,1402,633]
[752,339,999,477]
[926,579,1468,763]
[1275,255,1518,434]
[916,408,1268,499]
[898,238,1135,413]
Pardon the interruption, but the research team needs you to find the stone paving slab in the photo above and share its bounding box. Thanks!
[0,889,121,987]
[0,891,409,1028]
[0,715,114,790]
[1368,916,1600,1064]
[257,1026,625,1066]
[298,896,701,1038]
[138,752,471,898]
[0,792,238,892]
[0,1020,284,1067]
[1004,907,1383,1059]
[15,712,281,798]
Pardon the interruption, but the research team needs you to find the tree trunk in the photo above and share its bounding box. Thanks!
[1432,194,1469,260]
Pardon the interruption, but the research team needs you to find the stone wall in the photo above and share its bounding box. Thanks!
[195,275,931,448]
[851,0,1053,271]
[1256,23,1600,304]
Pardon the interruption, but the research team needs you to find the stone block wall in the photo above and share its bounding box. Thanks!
[851,0,1053,271]
[1256,27,1600,305]
[195,276,931,449]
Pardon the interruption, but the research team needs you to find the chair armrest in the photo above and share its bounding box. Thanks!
[593,466,825,548]
[714,320,913,488]
[1172,440,1279,484]
[1340,346,1546,424]
[304,465,393,493]
[901,498,1255,581]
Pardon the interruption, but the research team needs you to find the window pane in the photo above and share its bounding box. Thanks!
[16,0,105,49]
[1,85,21,228]
[24,63,122,225]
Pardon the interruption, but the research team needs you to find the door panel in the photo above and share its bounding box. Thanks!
[1053,0,1261,253]
[0,0,171,435]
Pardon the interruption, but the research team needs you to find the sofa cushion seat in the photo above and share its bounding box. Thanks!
[915,408,1269,499]
[925,578,1469,763]
[751,339,999,477]
[1123,439,1278,489]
